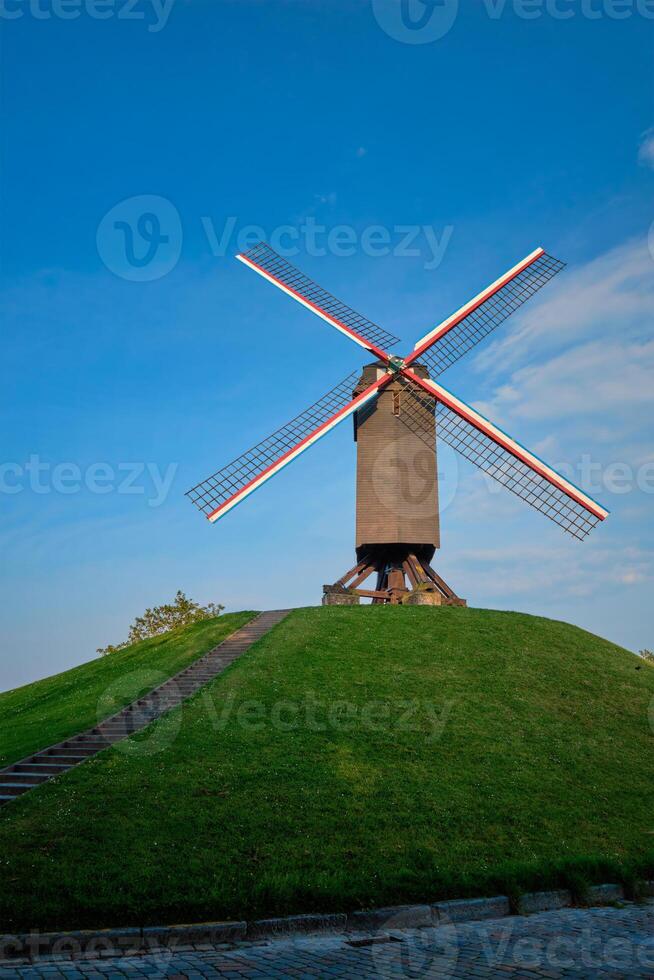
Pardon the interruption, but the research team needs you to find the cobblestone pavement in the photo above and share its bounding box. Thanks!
[2,902,653,979]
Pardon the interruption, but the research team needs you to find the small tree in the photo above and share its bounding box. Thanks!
[639,649,654,664]
[97,591,224,656]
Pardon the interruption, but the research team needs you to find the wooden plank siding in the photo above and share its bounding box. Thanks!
[354,362,440,557]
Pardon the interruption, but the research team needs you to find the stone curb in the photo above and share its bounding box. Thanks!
[0,882,645,962]
[142,921,247,946]
[433,895,511,922]
[248,913,346,938]
[347,904,432,931]
[516,888,572,915]
[587,883,625,905]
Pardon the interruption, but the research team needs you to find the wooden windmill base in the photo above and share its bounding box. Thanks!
[323,548,466,607]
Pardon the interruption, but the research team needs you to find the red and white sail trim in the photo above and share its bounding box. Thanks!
[236,243,399,360]
[402,368,608,521]
[187,241,608,539]
[406,247,546,366]
[206,373,391,523]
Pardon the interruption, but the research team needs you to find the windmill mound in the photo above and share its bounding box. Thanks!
[0,605,653,932]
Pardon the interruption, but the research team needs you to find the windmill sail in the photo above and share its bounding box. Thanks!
[406,250,565,377]
[186,371,391,522]
[237,242,400,358]
[398,374,607,541]
[188,240,608,550]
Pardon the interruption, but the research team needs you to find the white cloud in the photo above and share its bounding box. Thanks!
[470,239,654,447]
[474,238,654,376]
[449,540,653,601]
[475,336,654,424]
[638,128,654,169]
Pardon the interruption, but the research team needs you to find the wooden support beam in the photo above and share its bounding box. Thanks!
[337,556,369,587]
[403,560,419,589]
[407,554,430,587]
[348,563,376,590]
[415,556,457,599]
[387,567,406,593]
[353,588,392,600]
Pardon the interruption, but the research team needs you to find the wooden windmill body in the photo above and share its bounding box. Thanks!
[337,362,461,604]
[187,243,609,602]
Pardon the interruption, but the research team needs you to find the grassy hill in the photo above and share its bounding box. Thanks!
[1,605,653,932]
[0,611,256,769]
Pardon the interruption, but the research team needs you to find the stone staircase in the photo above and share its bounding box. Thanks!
[0,610,290,807]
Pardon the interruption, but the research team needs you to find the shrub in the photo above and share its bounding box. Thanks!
[97,591,224,656]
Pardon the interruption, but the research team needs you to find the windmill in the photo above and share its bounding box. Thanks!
[186,242,608,605]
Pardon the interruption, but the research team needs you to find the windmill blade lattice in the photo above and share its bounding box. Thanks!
[239,242,401,355]
[397,376,601,541]
[187,371,366,519]
[411,252,565,378]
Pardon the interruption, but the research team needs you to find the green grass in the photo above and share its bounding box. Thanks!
[0,611,256,769]
[1,605,653,931]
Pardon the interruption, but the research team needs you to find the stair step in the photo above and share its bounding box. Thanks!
[42,754,88,765]
[14,763,71,774]
[66,741,112,749]
[2,772,50,783]
[0,783,33,796]
[0,766,50,783]
[0,611,288,807]
[61,745,101,755]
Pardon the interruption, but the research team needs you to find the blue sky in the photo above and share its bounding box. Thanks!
[1,1,653,690]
